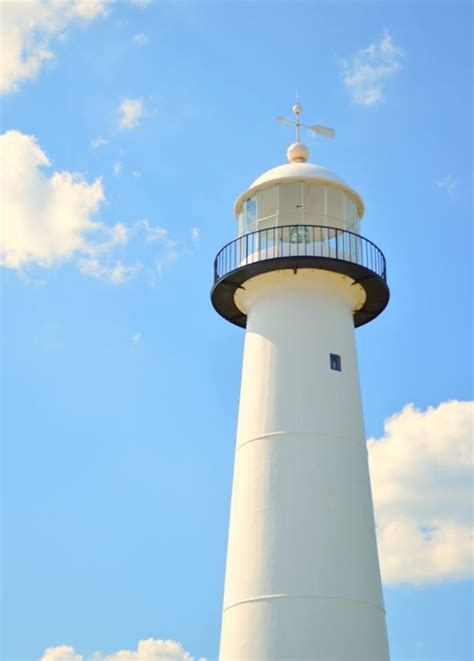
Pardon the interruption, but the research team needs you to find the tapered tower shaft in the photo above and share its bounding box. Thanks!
[219,270,388,659]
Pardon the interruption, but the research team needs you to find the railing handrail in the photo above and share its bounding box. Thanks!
[217,224,383,259]
[214,224,387,283]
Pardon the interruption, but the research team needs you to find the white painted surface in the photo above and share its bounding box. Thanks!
[251,162,346,189]
[237,182,360,237]
[286,142,310,162]
[233,161,364,219]
[219,270,389,660]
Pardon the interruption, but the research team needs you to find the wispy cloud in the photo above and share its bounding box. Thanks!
[41,638,206,661]
[132,33,149,47]
[118,98,146,130]
[129,0,152,7]
[134,218,180,281]
[79,258,142,284]
[369,400,473,585]
[154,247,178,279]
[136,218,168,243]
[131,331,142,345]
[132,219,200,283]
[0,0,108,95]
[341,30,404,106]
[91,137,108,150]
[98,222,128,251]
[112,161,122,177]
[436,174,458,198]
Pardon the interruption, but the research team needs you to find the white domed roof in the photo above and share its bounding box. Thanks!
[252,161,347,188]
[233,160,364,218]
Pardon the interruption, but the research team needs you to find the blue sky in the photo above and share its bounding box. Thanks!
[1,1,472,660]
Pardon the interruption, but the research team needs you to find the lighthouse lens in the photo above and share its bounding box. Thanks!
[289,226,310,244]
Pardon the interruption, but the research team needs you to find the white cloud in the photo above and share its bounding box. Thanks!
[110,223,128,246]
[41,645,82,661]
[41,639,206,661]
[341,30,403,106]
[113,161,122,177]
[132,170,141,178]
[133,218,181,281]
[1,130,104,269]
[154,248,178,279]
[436,174,458,198]
[136,218,168,243]
[368,400,473,585]
[133,33,149,47]
[91,137,108,150]
[131,331,142,345]
[0,130,142,284]
[79,258,142,284]
[0,0,108,94]
[147,222,199,280]
[118,98,146,130]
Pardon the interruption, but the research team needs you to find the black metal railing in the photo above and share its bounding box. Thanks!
[214,225,387,283]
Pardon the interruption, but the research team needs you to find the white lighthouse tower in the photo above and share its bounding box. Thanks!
[211,104,390,660]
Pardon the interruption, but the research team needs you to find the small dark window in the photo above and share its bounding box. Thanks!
[330,353,341,371]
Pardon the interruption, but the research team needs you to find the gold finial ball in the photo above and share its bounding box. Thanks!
[292,103,302,116]
[287,142,309,163]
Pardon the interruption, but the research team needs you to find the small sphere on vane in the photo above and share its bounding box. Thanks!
[292,103,302,116]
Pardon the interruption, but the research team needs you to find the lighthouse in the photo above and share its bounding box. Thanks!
[211,104,390,660]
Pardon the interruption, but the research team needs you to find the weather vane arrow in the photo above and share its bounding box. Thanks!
[277,101,335,143]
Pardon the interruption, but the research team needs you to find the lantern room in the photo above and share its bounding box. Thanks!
[234,147,365,240]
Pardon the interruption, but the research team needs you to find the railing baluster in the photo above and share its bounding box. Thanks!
[213,225,386,286]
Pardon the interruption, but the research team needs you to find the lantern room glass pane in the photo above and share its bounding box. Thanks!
[257,187,277,220]
[256,217,277,258]
[245,197,257,224]
[238,184,361,237]
[344,197,358,232]
[303,184,325,224]
[279,183,302,215]
[238,212,245,236]
[238,196,257,236]
[326,187,344,225]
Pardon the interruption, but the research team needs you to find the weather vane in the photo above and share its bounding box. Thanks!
[277,101,335,143]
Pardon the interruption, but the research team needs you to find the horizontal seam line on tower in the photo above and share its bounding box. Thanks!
[223,594,386,614]
[236,430,364,452]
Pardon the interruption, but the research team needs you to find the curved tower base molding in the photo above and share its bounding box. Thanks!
[221,597,388,660]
